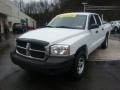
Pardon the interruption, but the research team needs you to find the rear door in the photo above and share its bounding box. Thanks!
[94,15,105,44]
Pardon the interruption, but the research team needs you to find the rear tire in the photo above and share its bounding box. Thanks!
[117,28,120,33]
[101,35,108,49]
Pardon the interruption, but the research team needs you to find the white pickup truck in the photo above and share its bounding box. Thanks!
[11,12,111,79]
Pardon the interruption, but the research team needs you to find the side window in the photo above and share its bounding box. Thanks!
[94,15,101,26]
[89,15,96,25]
[88,15,96,29]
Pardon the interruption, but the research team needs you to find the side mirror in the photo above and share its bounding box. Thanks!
[89,24,99,30]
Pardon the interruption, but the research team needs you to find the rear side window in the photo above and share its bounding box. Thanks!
[94,15,101,26]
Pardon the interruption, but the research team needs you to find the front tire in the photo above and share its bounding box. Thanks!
[73,51,86,79]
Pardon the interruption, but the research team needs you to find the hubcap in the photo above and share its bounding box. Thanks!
[77,57,85,75]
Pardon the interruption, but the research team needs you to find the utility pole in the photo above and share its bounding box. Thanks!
[82,2,88,12]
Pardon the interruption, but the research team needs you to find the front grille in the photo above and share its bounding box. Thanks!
[30,51,45,59]
[30,43,45,51]
[17,47,26,55]
[16,39,49,60]
[17,40,27,48]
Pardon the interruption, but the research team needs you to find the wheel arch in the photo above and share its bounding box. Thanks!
[74,45,88,59]
[114,26,118,29]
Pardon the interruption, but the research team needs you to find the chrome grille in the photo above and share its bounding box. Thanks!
[16,39,49,60]
[17,40,27,48]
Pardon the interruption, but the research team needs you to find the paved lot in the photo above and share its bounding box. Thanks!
[0,33,120,90]
[88,33,120,61]
[89,39,120,61]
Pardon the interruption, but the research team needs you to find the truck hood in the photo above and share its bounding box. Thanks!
[19,28,85,44]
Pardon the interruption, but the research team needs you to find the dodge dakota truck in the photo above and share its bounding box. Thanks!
[11,12,111,79]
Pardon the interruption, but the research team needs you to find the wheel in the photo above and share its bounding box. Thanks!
[72,51,86,79]
[114,27,118,33]
[117,28,120,33]
[101,35,108,49]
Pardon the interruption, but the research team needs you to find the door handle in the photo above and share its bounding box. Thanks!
[102,28,104,30]
[96,31,99,33]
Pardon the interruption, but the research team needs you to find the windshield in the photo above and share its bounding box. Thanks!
[47,14,87,29]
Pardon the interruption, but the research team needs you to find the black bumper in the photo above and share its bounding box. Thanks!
[10,50,74,74]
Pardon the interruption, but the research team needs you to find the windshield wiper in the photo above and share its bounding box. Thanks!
[55,26,73,29]
[55,26,79,29]
[46,26,72,29]
[45,25,55,28]
[46,25,79,29]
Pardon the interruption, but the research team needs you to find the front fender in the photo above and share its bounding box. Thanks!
[58,32,90,56]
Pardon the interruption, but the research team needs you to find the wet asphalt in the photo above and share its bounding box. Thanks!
[0,33,120,90]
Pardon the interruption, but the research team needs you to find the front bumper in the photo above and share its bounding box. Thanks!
[10,49,74,74]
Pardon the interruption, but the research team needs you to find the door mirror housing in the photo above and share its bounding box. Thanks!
[89,24,99,30]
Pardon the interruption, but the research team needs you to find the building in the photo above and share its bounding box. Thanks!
[0,0,36,34]
[0,0,12,33]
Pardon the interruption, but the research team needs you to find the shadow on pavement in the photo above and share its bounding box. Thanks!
[1,61,120,90]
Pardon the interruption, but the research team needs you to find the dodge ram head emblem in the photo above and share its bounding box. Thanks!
[26,43,30,56]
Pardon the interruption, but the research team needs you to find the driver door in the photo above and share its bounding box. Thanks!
[88,15,100,53]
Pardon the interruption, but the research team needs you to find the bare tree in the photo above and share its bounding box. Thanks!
[12,0,25,12]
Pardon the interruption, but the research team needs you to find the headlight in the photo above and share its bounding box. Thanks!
[50,44,70,56]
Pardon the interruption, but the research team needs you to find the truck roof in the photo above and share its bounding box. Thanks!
[58,12,97,16]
